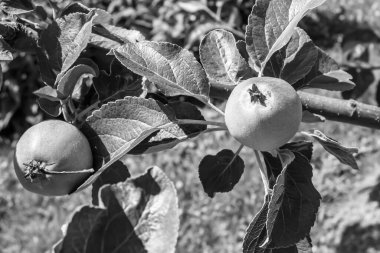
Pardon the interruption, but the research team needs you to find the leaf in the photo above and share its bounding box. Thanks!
[33,86,61,101]
[198,149,245,198]
[246,0,326,73]
[262,151,321,249]
[243,199,269,253]
[37,11,97,85]
[63,167,180,253]
[113,41,210,103]
[56,206,109,253]
[281,141,314,162]
[268,237,313,253]
[56,63,99,98]
[185,22,245,50]
[302,129,359,170]
[199,29,254,85]
[93,60,143,101]
[293,48,340,90]
[0,38,13,61]
[75,127,158,193]
[82,97,206,168]
[341,68,374,99]
[36,98,61,117]
[107,167,179,253]
[0,0,34,15]
[95,24,145,43]
[91,160,130,205]
[301,70,355,91]
[280,28,318,84]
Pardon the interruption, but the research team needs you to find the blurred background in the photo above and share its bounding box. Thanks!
[1,0,380,252]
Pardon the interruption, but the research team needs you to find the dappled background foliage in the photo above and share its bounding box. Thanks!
[1,0,380,252]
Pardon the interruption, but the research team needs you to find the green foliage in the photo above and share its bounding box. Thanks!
[1,0,380,252]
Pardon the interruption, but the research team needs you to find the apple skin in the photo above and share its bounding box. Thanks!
[13,120,93,196]
[224,77,302,151]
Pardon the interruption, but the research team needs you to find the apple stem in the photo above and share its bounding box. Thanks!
[248,84,266,105]
[254,150,271,196]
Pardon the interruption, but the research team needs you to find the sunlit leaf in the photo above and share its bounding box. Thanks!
[113,41,210,103]
[200,29,254,85]
[303,129,359,170]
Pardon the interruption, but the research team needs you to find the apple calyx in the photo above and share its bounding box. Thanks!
[248,83,267,106]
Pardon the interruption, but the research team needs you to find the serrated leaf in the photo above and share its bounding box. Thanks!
[56,63,99,98]
[92,160,130,205]
[198,149,245,198]
[76,127,159,193]
[302,129,359,170]
[263,142,314,188]
[113,41,210,103]
[56,206,108,253]
[107,167,179,253]
[37,11,97,85]
[243,199,269,253]
[60,167,179,252]
[262,151,321,249]
[280,28,318,84]
[37,98,61,117]
[199,29,254,85]
[82,97,206,168]
[301,70,355,91]
[246,0,326,73]
[0,0,34,15]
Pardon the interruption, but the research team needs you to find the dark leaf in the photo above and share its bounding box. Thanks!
[93,60,143,102]
[56,63,99,98]
[57,206,108,253]
[341,68,374,99]
[280,28,318,85]
[281,142,314,162]
[37,11,97,85]
[91,160,130,205]
[293,48,340,90]
[302,70,355,91]
[303,129,359,170]
[243,199,269,253]
[263,151,321,249]
[37,98,61,117]
[198,149,244,197]
[246,0,326,72]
